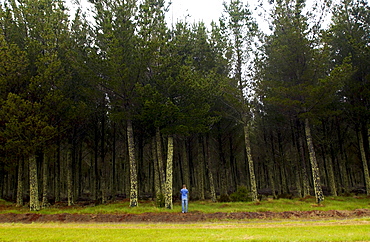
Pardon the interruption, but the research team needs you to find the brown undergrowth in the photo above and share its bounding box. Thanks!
[0,208,369,223]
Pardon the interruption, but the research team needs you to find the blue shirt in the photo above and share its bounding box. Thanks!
[180,188,188,199]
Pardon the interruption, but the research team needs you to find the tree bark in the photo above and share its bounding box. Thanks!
[298,131,310,197]
[181,138,190,192]
[244,123,258,201]
[127,119,138,207]
[269,133,277,198]
[42,153,50,208]
[94,122,99,201]
[16,158,23,207]
[358,129,370,195]
[77,145,83,202]
[67,149,73,206]
[336,117,349,193]
[55,138,61,202]
[156,128,166,194]
[205,134,216,202]
[305,118,324,203]
[326,153,337,196]
[101,115,106,204]
[112,123,117,198]
[29,154,40,211]
[322,120,337,196]
[165,135,174,209]
[217,127,228,196]
[0,164,3,199]
[197,136,205,200]
[152,137,161,203]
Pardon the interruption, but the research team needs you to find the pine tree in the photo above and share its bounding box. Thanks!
[327,0,370,195]
[256,0,353,203]
[90,0,140,207]
[222,0,259,201]
[0,0,71,210]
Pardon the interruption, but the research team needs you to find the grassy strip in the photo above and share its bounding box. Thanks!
[0,219,369,241]
[1,196,369,215]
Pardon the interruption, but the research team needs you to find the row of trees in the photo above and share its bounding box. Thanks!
[0,0,369,210]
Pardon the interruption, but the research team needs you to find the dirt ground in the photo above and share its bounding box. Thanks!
[0,203,369,223]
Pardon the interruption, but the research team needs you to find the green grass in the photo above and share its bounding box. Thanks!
[1,197,370,241]
[1,195,370,215]
[0,219,369,241]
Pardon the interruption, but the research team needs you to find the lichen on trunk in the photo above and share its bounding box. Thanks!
[29,154,40,211]
[16,158,23,207]
[305,118,324,203]
[358,130,370,196]
[165,135,174,209]
[156,128,166,194]
[127,119,138,207]
[152,137,161,205]
[244,123,258,202]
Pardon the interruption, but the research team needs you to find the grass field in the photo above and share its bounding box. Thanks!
[1,195,369,215]
[0,219,369,241]
[0,196,369,241]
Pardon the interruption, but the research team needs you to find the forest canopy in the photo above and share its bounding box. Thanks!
[0,0,369,211]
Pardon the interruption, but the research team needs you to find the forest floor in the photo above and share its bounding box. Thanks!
[0,201,370,223]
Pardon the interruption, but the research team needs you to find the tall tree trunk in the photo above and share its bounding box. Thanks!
[218,128,228,196]
[336,117,349,193]
[29,154,40,211]
[358,129,370,195]
[77,145,83,202]
[205,134,216,202]
[156,127,166,194]
[55,138,61,202]
[243,122,258,201]
[298,131,310,197]
[67,149,73,206]
[197,136,205,200]
[326,153,337,196]
[229,136,238,189]
[291,119,302,197]
[94,123,100,201]
[137,136,146,194]
[181,138,190,192]
[277,132,288,194]
[42,153,50,208]
[269,133,277,198]
[338,157,349,194]
[112,123,117,198]
[165,135,174,209]
[152,137,161,204]
[16,158,23,207]
[101,115,107,204]
[322,120,337,196]
[127,119,138,207]
[305,118,324,203]
[0,164,3,199]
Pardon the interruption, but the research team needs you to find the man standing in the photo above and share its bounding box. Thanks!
[180,185,189,213]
